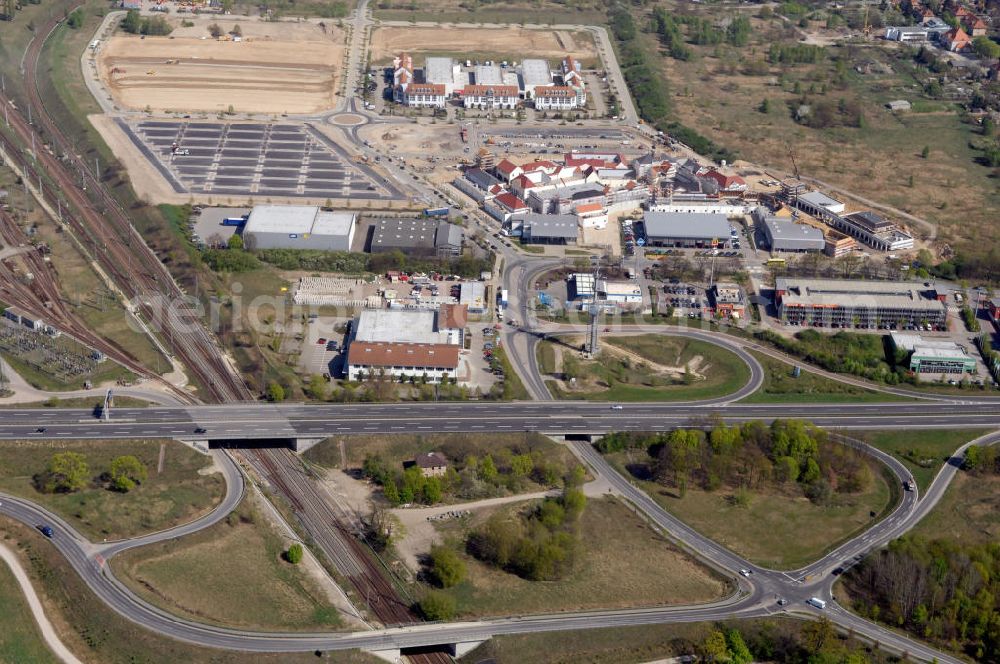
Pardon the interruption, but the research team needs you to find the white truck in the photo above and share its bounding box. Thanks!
[807,597,827,610]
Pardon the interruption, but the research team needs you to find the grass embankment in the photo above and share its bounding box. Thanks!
[113,498,343,631]
[0,395,149,409]
[851,429,985,492]
[913,470,1000,544]
[0,440,223,540]
[544,334,750,402]
[741,351,906,404]
[428,496,726,617]
[459,617,885,664]
[0,557,59,664]
[606,451,891,569]
[0,517,379,664]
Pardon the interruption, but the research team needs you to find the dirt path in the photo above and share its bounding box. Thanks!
[0,542,84,664]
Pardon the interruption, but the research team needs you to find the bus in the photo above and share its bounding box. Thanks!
[766,257,787,267]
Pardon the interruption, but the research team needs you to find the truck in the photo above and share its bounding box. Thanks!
[424,207,450,217]
[807,597,827,610]
[222,216,247,226]
[499,289,509,308]
[904,480,915,492]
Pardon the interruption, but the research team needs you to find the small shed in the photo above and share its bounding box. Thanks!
[414,452,449,478]
[886,100,911,112]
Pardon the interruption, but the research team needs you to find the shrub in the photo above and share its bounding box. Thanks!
[108,455,148,492]
[285,543,303,564]
[428,546,466,588]
[418,591,456,620]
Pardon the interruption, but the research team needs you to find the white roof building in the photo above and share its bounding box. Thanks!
[424,56,461,95]
[474,65,503,86]
[520,59,552,97]
[243,205,356,251]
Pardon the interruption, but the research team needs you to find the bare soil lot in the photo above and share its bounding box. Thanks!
[98,19,345,114]
[369,26,594,65]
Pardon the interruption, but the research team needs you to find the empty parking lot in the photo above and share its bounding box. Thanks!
[117,120,403,200]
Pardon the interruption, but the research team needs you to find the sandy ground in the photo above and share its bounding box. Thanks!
[0,543,84,664]
[370,26,593,64]
[98,19,345,114]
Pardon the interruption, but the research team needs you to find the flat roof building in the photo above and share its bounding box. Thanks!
[369,219,462,257]
[890,333,976,375]
[474,65,503,85]
[762,217,826,253]
[424,57,461,94]
[775,278,947,329]
[598,280,643,305]
[795,190,845,218]
[459,281,486,314]
[568,273,596,301]
[642,211,732,248]
[520,213,579,245]
[711,282,745,318]
[520,59,552,97]
[243,205,356,251]
[833,210,915,252]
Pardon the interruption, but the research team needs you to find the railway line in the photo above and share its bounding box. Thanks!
[0,11,251,403]
[242,448,452,664]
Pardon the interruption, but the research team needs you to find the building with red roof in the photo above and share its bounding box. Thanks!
[942,26,973,51]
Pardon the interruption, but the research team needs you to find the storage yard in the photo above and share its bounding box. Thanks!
[97,19,346,114]
[369,26,595,64]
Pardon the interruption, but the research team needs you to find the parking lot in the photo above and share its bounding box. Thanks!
[119,120,404,200]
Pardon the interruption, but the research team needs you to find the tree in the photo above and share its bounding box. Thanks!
[478,454,498,482]
[423,476,442,504]
[227,233,244,250]
[510,454,533,478]
[921,145,930,159]
[43,452,89,493]
[306,373,328,401]
[726,629,753,664]
[266,381,285,402]
[208,23,223,38]
[66,8,84,28]
[972,35,1000,60]
[759,98,771,114]
[429,545,466,587]
[285,543,303,564]
[383,477,400,505]
[701,629,729,661]
[231,24,242,37]
[121,9,142,34]
[109,455,147,492]
[418,591,455,620]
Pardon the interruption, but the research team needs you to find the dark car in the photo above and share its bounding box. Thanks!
[37,525,54,538]
[194,427,207,434]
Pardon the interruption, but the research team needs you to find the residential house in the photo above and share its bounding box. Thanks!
[400,83,447,108]
[462,85,519,110]
[534,85,581,111]
[941,26,973,52]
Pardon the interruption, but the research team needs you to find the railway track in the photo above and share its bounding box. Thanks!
[242,449,452,663]
[0,11,251,403]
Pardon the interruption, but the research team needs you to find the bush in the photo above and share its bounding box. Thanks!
[418,591,455,620]
[108,455,148,492]
[285,543,303,564]
[428,545,466,588]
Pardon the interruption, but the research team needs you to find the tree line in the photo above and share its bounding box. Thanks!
[597,420,875,504]
[35,452,148,494]
[120,9,172,36]
[846,536,1000,662]
[361,442,582,506]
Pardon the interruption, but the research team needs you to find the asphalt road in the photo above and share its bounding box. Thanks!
[2,400,1000,441]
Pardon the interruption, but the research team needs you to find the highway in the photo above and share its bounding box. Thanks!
[1,400,1000,441]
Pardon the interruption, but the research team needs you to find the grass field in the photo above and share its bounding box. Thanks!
[0,517,379,664]
[114,497,343,631]
[546,334,750,401]
[741,351,906,403]
[850,429,985,492]
[0,556,59,664]
[657,6,1000,256]
[0,395,149,409]
[912,470,1000,544]
[428,496,726,617]
[0,440,223,540]
[607,451,891,569]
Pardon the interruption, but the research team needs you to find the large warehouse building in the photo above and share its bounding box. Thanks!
[242,205,356,251]
[761,217,825,253]
[368,219,463,257]
[774,278,948,329]
[642,211,732,248]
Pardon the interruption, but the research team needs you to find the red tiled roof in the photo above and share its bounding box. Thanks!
[522,160,558,172]
[535,85,577,98]
[512,174,536,190]
[348,342,460,370]
[463,85,519,96]
[703,170,747,190]
[438,303,468,330]
[944,26,972,43]
[407,83,445,95]
[575,202,603,214]
[495,158,520,175]
[495,192,529,211]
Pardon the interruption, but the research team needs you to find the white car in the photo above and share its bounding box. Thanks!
[739,569,752,577]
[610,405,624,410]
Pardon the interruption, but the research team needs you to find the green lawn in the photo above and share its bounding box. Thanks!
[113,498,343,631]
[546,334,751,402]
[0,440,223,540]
[0,517,378,664]
[607,452,891,569]
[428,496,727,618]
[850,429,986,492]
[0,556,59,664]
[912,470,1000,544]
[741,351,909,404]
